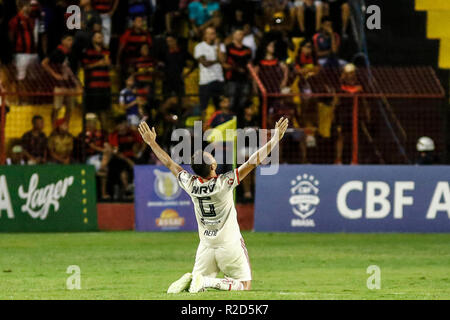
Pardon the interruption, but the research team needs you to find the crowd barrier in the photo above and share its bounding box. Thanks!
[254,165,450,232]
[0,165,98,232]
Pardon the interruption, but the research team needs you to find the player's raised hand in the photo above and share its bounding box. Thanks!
[274,117,289,141]
[138,121,157,145]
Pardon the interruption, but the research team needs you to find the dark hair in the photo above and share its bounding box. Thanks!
[321,16,332,24]
[32,115,43,124]
[191,151,212,178]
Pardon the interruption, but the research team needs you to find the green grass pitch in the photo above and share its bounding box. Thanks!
[0,232,449,300]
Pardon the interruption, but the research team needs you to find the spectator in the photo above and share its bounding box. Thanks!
[6,145,26,165]
[117,16,153,67]
[416,136,438,165]
[323,0,350,38]
[157,34,196,99]
[205,95,235,130]
[81,113,112,200]
[80,0,102,30]
[108,116,144,200]
[91,0,119,47]
[194,27,226,112]
[119,75,139,128]
[296,0,324,40]
[48,118,74,164]
[41,34,80,126]
[260,11,294,62]
[224,29,252,116]
[132,43,156,104]
[127,0,153,25]
[21,114,47,164]
[254,41,289,94]
[242,23,260,60]
[312,16,345,67]
[188,0,221,38]
[8,0,39,82]
[82,31,111,126]
[160,0,183,34]
[295,39,319,93]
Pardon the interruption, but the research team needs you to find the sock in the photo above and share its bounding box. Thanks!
[203,277,244,291]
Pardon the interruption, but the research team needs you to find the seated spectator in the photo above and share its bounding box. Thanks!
[81,113,112,200]
[117,16,153,67]
[296,0,324,40]
[91,0,119,47]
[108,117,145,200]
[188,0,221,38]
[323,0,350,38]
[21,115,47,164]
[82,31,111,126]
[157,34,196,99]
[312,16,346,67]
[41,34,80,126]
[205,96,235,130]
[119,75,139,128]
[8,0,39,82]
[6,145,26,165]
[48,119,74,164]
[224,29,252,116]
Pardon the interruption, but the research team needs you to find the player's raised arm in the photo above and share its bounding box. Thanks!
[237,117,289,181]
[138,121,183,176]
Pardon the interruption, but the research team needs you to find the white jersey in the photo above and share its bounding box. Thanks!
[177,169,242,247]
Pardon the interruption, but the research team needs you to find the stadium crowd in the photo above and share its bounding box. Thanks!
[1,0,356,201]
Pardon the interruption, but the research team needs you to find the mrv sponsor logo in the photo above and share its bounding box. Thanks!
[0,173,74,220]
[289,174,320,227]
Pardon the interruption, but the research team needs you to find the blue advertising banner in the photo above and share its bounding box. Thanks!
[255,165,450,232]
[134,165,196,231]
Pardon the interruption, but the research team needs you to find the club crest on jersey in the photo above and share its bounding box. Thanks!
[289,174,319,227]
[154,169,181,200]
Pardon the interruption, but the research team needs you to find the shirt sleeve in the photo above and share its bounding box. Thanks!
[218,169,240,192]
[194,43,203,60]
[177,170,193,191]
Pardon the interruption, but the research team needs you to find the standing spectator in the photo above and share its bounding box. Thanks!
[313,16,345,67]
[108,116,144,199]
[188,0,221,38]
[242,23,260,60]
[82,31,111,126]
[254,41,289,94]
[91,0,119,47]
[48,119,74,164]
[260,11,294,62]
[323,0,350,38]
[224,29,252,116]
[119,75,139,128]
[157,34,196,99]
[21,115,47,164]
[296,0,324,40]
[194,27,226,112]
[8,0,39,82]
[133,43,155,103]
[81,113,112,199]
[295,39,319,93]
[42,34,80,126]
[117,16,153,68]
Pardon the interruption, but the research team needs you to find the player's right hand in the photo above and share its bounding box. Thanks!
[274,117,289,141]
[138,121,157,145]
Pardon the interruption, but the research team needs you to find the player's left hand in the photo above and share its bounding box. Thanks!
[274,117,289,141]
[138,121,157,145]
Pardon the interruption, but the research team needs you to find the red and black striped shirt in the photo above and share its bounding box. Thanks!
[9,12,36,54]
[257,58,284,94]
[82,47,111,90]
[225,43,251,82]
[120,28,152,60]
[92,0,114,13]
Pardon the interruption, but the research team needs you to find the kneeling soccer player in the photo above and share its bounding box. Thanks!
[138,117,289,293]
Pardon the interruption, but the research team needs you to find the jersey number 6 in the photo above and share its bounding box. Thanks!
[197,197,216,217]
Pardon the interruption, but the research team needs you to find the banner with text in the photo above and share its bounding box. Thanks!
[134,165,196,231]
[255,165,450,232]
[0,165,98,232]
